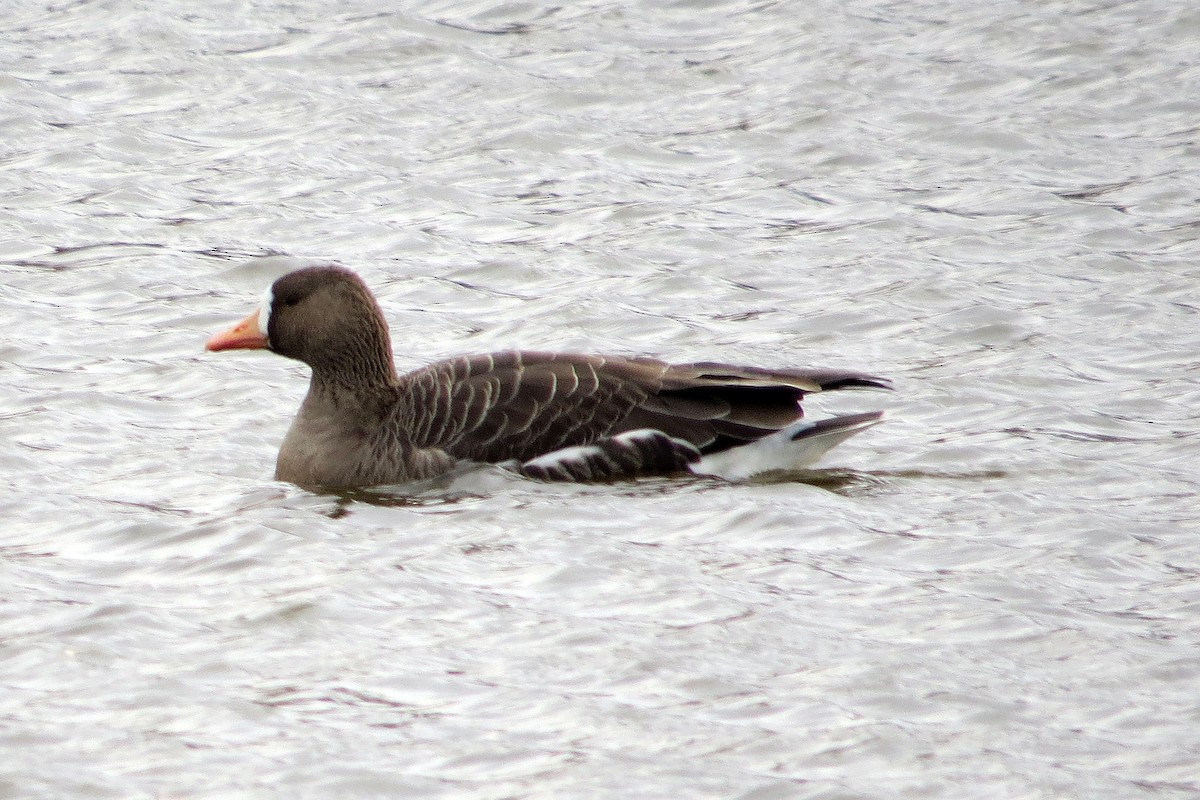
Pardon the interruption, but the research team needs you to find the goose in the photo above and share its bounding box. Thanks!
[206,265,890,488]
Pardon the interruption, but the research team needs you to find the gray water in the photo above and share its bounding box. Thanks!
[3,1,1199,798]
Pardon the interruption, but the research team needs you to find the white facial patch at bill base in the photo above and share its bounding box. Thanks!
[258,286,274,338]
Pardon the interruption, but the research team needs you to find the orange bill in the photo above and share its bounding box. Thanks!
[206,309,268,351]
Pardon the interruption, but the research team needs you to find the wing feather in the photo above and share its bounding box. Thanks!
[395,351,888,463]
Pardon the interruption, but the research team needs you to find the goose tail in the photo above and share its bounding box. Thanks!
[692,411,885,481]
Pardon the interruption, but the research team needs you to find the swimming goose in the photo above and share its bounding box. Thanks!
[206,265,890,488]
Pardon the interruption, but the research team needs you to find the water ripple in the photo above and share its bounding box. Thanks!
[2,1,1200,798]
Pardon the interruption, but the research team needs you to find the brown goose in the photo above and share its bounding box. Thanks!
[206,265,890,488]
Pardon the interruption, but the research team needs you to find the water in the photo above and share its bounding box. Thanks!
[3,1,1199,797]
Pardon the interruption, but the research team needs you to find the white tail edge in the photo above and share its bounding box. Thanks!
[691,411,885,481]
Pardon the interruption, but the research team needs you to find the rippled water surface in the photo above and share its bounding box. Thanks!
[3,1,1200,798]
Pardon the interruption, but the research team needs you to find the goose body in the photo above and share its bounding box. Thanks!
[207,266,890,488]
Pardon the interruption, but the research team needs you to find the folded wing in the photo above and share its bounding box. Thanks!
[396,351,890,469]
